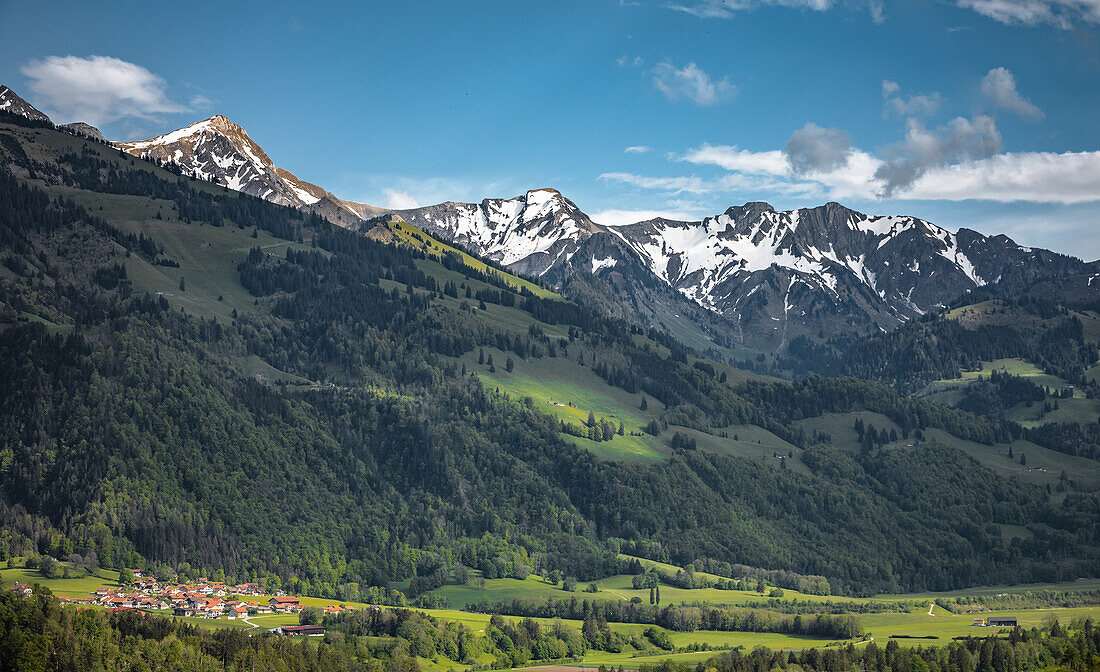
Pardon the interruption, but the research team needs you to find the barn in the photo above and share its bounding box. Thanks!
[986,617,1018,627]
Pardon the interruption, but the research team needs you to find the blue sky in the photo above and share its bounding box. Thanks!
[2,0,1099,258]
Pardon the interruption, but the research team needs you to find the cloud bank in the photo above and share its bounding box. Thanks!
[21,55,185,126]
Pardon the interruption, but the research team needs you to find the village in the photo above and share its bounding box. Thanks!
[9,571,355,625]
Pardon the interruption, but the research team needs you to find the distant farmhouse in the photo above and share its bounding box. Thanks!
[973,616,1018,627]
[273,625,325,636]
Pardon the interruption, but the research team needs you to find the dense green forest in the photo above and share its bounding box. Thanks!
[783,298,1099,396]
[0,114,1097,601]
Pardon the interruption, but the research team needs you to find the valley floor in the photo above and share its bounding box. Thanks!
[10,559,1098,671]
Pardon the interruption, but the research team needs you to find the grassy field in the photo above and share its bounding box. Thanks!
[1,564,123,598]
[916,357,1090,429]
[457,346,800,464]
[459,345,668,461]
[860,605,1100,646]
[790,410,1100,493]
[11,555,1095,666]
[385,220,560,299]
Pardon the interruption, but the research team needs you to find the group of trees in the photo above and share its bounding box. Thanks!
[785,297,1099,395]
[461,597,864,639]
[650,619,1100,672]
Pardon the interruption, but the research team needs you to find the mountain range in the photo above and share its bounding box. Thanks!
[4,84,1095,352]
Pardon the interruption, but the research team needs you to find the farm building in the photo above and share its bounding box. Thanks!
[986,617,1018,626]
[274,625,325,636]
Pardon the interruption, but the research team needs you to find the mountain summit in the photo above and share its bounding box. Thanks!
[115,114,382,227]
[0,85,51,123]
[1,85,106,141]
[384,187,607,277]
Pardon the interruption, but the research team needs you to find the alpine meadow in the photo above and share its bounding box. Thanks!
[0,3,1098,672]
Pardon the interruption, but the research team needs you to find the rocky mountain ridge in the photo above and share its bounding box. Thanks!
[384,196,1093,350]
[3,83,1090,351]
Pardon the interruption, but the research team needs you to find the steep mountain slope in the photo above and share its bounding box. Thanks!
[2,114,1097,595]
[386,188,605,277]
[377,192,744,352]
[613,202,1091,348]
[0,85,50,123]
[114,115,383,227]
[391,197,1090,351]
[0,83,384,230]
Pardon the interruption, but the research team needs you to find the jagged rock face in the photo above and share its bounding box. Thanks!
[0,86,51,123]
[391,188,606,277]
[115,115,382,226]
[116,116,310,206]
[392,196,1088,350]
[60,122,105,142]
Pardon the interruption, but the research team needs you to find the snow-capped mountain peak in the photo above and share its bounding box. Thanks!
[116,114,292,200]
[388,188,605,275]
[114,115,382,226]
[392,194,1087,350]
[0,85,52,123]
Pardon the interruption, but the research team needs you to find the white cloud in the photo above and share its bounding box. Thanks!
[957,0,1100,27]
[625,145,652,153]
[664,0,835,19]
[21,55,185,126]
[381,188,421,209]
[605,146,1100,206]
[590,209,697,226]
[681,144,882,200]
[617,55,644,67]
[651,61,736,107]
[678,144,789,174]
[869,0,886,22]
[902,151,1100,203]
[663,0,892,21]
[340,175,511,209]
[882,80,901,97]
[981,67,1043,119]
[599,172,709,193]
